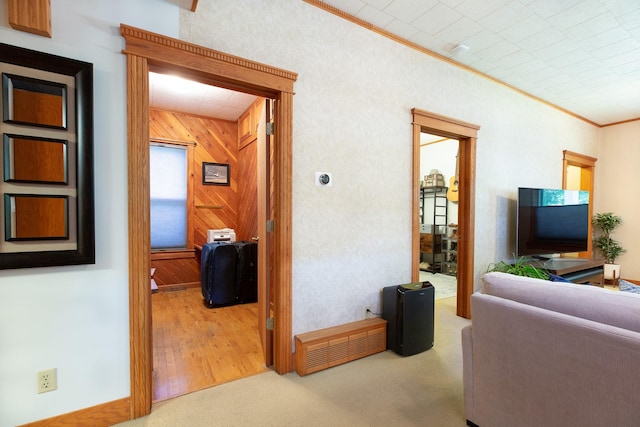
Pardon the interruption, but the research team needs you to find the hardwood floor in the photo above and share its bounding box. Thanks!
[152,288,269,402]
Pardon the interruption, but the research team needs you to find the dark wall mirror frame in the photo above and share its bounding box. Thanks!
[0,43,94,269]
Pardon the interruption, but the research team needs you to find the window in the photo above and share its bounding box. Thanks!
[150,141,193,250]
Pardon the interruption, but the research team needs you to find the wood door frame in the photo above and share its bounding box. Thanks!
[562,150,597,257]
[411,109,479,319]
[121,24,297,418]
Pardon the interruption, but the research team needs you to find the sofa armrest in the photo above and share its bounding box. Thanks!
[468,293,640,427]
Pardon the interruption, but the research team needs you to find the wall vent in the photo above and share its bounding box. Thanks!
[295,318,387,376]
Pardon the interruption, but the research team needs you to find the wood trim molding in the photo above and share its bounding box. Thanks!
[8,0,52,38]
[456,136,476,319]
[17,397,130,427]
[274,91,294,373]
[412,108,479,319]
[563,150,597,167]
[150,250,196,260]
[125,53,153,419]
[120,24,297,95]
[121,24,296,419]
[412,109,480,138]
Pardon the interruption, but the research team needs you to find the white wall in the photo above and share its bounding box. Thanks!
[596,121,640,279]
[0,0,611,423]
[180,0,601,337]
[0,1,179,425]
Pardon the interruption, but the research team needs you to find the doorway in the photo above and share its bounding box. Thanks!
[411,109,479,319]
[121,25,297,418]
[563,150,597,258]
[147,73,272,401]
[418,133,459,300]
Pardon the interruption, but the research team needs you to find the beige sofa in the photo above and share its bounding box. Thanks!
[462,272,640,427]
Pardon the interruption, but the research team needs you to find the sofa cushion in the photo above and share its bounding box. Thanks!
[481,272,640,334]
[619,279,640,294]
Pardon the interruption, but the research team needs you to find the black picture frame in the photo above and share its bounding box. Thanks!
[2,73,68,129]
[0,43,94,270]
[202,162,230,186]
[3,133,69,184]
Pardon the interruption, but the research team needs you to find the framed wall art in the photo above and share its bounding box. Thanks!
[202,162,230,186]
[0,43,94,269]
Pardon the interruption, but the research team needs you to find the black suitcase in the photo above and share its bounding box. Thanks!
[236,241,258,304]
[201,242,238,307]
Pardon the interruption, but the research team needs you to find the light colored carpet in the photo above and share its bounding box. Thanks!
[114,297,470,427]
[420,272,457,300]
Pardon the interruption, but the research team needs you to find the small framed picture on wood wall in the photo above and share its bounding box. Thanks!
[202,162,230,186]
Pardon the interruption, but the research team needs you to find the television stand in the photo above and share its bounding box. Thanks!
[534,258,604,286]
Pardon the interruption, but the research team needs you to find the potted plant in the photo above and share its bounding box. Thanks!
[592,212,626,279]
[486,257,549,280]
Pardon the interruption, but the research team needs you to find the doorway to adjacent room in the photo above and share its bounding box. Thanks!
[411,109,479,319]
[146,73,274,402]
[418,133,459,301]
[121,25,297,418]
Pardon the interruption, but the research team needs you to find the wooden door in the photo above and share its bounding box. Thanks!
[258,99,274,365]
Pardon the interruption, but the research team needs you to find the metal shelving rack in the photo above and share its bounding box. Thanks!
[419,186,448,273]
[442,225,457,276]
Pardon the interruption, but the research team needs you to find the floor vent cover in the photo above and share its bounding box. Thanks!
[295,318,387,376]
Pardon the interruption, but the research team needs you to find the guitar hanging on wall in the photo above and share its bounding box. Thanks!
[447,149,459,202]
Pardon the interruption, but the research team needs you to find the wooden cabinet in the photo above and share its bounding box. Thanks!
[238,107,253,148]
[238,98,263,150]
[420,233,441,253]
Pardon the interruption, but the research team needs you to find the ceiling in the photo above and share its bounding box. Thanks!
[149,72,257,122]
[317,0,640,126]
[150,0,640,126]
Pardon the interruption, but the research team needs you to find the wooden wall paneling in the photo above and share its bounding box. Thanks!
[149,256,200,290]
[150,109,238,246]
[8,0,52,37]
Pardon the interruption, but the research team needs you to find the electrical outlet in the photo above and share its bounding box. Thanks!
[37,368,57,394]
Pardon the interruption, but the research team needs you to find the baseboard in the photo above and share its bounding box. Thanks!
[17,397,130,427]
[157,281,200,292]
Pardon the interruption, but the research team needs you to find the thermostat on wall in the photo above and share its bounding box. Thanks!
[315,172,332,187]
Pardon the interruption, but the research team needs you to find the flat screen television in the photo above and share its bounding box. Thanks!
[517,187,589,258]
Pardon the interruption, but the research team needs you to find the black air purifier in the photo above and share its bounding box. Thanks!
[382,282,434,356]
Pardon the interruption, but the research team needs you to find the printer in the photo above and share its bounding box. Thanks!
[207,228,236,243]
